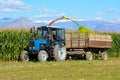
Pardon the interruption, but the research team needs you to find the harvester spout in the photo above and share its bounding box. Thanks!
[48,16,80,27]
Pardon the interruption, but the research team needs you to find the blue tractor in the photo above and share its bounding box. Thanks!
[20,26,66,62]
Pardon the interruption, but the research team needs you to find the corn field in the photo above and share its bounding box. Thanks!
[107,33,120,57]
[0,29,32,61]
[0,29,120,61]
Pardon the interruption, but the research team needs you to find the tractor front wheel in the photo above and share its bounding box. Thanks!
[38,50,48,62]
[20,50,29,62]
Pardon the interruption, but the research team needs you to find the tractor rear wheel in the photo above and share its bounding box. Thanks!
[38,50,48,62]
[20,50,29,62]
[101,51,108,60]
[53,45,66,61]
[86,51,93,60]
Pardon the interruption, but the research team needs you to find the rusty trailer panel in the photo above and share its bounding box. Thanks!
[87,34,112,48]
[87,41,112,48]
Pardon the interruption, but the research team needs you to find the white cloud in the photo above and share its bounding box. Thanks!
[37,7,54,12]
[110,17,120,23]
[0,0,29,12]
[95,17,103,20]
[96,12,106,16]
[72,17,86,21]
[107,8,117,12]
[96,8,118,16]
[34,20,49,23]
[32,13,66,19]
[0,8,18,12]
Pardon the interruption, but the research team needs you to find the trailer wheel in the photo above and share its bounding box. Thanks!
[38,50,48,62]
[101,51,108,60]
[20,50,29,62]
[86,51,93,60]
[53,45,66,61]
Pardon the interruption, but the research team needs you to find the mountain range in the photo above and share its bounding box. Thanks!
[0,17,37,28]
[0,17,120,32]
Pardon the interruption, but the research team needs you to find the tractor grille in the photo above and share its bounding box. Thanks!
[29,41,34,47]
[29,41,35,50]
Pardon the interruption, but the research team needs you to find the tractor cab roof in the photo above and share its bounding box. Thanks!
[38,26,64,30]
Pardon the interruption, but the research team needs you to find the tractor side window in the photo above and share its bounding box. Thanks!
[43,30,48,39]
[57,29,64,40]
[37,29,42,39]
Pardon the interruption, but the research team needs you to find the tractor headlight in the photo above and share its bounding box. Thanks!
[29,47,32,50]
[33,47,35,49]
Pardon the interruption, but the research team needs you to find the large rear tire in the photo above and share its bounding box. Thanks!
[101,51,108,60]
[86,51,93,60]
[20,50,29,62]
[53,45,66,61]
[38,50,48,62]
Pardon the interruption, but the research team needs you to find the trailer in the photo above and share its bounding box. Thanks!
[65,31,112,60]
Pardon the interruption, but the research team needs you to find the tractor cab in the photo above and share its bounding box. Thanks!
[29,26,65,51]
[37,26,65,46]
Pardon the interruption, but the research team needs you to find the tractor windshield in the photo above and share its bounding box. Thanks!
[37,28,48,39]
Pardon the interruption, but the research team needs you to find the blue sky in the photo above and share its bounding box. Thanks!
[0,0,120,22]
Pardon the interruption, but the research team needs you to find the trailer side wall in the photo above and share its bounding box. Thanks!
[65,32,112,49]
